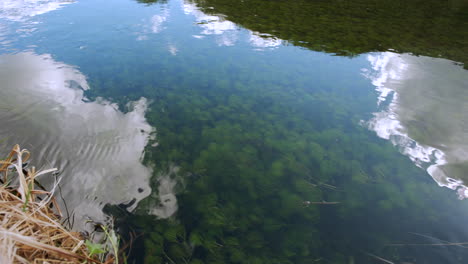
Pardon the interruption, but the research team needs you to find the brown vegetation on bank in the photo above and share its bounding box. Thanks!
[0,145,115,264]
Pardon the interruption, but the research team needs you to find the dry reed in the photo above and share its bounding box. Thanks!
[0,145,115,264]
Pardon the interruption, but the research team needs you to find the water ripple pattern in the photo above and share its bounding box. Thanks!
[0,52,154,231]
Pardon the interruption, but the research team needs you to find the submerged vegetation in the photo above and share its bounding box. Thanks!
[108,52,468,263]
[0,145,120,264]
[3,0,467,263]
[78,0,468,260]
[128,75,468,263]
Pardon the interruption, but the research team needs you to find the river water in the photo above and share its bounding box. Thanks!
[0,0,467,263]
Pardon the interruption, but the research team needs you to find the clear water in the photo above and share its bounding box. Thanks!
[1,0,468,263]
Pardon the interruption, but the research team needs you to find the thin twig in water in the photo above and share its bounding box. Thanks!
[162,250,177,264]
[57,176,74,229]
[386,232,468,249]
[388,242,468,247]
[411,232,468,248]
[363,252,395,264]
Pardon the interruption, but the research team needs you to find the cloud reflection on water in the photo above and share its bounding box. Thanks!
[134,0,283,50]
[0,52,156,230]
[0,0,75,51]
[365,52,468,198]
[183,0,282,48]
[0,0,74,22]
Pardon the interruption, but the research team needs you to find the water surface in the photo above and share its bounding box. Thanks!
[1,0,468,263]
[366,53,468,198]
[0,52,154,231]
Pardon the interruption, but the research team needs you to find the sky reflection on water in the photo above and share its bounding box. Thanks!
[1,0,467,217]
[0,2,468,260]
[366,52,468,198]
[0,0,74,22]
[0,52,155,231]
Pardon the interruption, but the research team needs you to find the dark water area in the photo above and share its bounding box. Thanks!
[1,0,468,263]
[190,0,468,67]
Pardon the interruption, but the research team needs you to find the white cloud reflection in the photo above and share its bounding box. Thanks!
[0,52,160,230]
[168,43,178,55]
[135,0,283,49]
[147,166,180,219]
[0,0,74,22]
[183,1,239,46]
[136,9,170,40]
[151,9,170,33]
[183,1,282,49]
[249,32,282,49]
[0,0,75,48]
[365,52,468,198]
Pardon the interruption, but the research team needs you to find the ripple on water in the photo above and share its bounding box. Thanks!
[0,52,155,231]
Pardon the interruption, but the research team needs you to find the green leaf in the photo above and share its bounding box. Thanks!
[85,240,106,256]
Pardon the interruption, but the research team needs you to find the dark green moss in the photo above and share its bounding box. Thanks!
[191,0,468,67]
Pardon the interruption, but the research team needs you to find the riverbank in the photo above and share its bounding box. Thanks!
[0,145,118,264]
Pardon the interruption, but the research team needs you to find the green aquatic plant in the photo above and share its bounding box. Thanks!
[70,1,468,261]
[124,71,468,263]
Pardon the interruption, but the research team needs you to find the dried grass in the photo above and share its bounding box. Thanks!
[0,145,114,264]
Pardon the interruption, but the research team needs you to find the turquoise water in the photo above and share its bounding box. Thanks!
[1,0,468,263]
